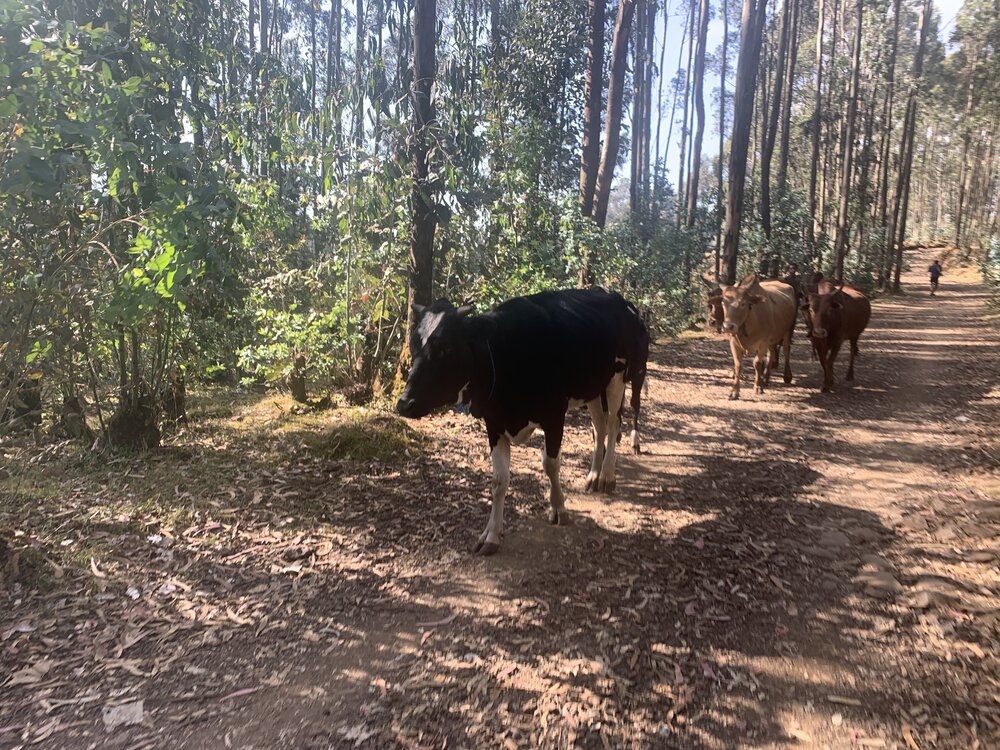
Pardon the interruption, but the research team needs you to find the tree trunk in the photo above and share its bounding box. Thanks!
[874,0,900,286]
[759,0,791,241]
[775,0,798,195]
[579,0,606,218]
[889,0,931,292]
[833,0,862,280]
[403,0,438,359]
[685,0,710,227]
[714,0,728,280]
[591,0,637,228]
[630,0,647,215]
[807,0,824,265]
[721,0,767,284]
[676,0,696,226]
[355,0,365,147]
[954,64,977,248]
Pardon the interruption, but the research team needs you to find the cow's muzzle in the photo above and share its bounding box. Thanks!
[396,396,418,417]
[722,322,736,333]
[812,328,827,339]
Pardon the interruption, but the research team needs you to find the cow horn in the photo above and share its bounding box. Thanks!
[411,302,426,317]
[457,304,474,317]
[739,272,758,287]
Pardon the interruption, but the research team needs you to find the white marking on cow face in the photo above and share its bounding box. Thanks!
[417,311,446,347]
[456,382,469,405]
[505,422,539,445]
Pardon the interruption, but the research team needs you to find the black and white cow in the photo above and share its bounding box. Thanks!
[396,288,649,555]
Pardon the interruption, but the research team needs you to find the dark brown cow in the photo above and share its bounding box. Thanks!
[801,280,872,392]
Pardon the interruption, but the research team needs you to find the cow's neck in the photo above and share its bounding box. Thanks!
[468,335,498,417]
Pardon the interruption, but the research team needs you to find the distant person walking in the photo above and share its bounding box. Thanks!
[928,260,942,295]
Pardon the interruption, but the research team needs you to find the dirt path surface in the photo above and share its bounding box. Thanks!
[1,250,998,749]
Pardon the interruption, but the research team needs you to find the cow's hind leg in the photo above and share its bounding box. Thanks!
[541,422,567,525]
[597,372,627,492]
[585,398,606,492]
[753,347,767,394]
[782,330,793,384]
[846,338,859,381]
[475,434,510,555]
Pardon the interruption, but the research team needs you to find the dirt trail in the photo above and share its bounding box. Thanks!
[1,251,997,749]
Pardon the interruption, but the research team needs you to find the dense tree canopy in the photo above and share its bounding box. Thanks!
[1,0,997,445]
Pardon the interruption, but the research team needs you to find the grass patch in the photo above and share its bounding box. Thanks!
[299,412,423,461]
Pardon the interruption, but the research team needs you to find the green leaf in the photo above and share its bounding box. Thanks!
[0,95,18,118]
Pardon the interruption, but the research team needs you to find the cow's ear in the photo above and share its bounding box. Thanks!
[739,272,757,287]
[411,302,426,318]
[700,276,716,289]
[457,304,474,317]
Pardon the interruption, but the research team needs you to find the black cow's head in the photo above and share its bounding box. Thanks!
[396,300,476,419]
[802,283,845,340]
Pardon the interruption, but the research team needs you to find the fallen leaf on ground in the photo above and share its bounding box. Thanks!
[220,687,260,701]
[827,695,863,707]
[102,700,144,732]
[417,613,457,628]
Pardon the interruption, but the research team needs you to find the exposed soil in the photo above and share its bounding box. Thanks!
[1,249,998,749]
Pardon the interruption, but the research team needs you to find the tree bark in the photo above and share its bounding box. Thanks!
[685,0,710,227]
[721,0,767,284]
[592,0,637,228]
[404,0,438,352]
[631,0,647,215]
[775,0,798,194]
[676,0,696,226]
[807,0,824,265]
[833,0,862,280]
[714,0,728,279]
[579,0,606,217]
[759,0,791,241]
[889,0,931,292]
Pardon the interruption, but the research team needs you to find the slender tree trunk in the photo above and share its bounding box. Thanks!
[685,0,710,227]
[722,0,767,284]
[592,0,637,228]
[875,0,901,286]
[807,0,824,265]
[355,0,365,147]
[579,0,606,218]
[405,0,438,344]
[714,0,728,279]
[890,0,931,292]
[775,0,798,194]
[759,0,791,240]
[954,65,977,248]
[653,0,671,194]
[676,0,696,226]
[631,0,647,215]
[833,0,862,280]
[641,0,655,210]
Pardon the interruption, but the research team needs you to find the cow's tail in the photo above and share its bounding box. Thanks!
[628,321,650,455]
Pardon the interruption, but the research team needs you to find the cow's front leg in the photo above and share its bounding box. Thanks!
[541,422,567,525]
[585,398,606,491]
[475,434,510,555]
[823,340,843,392]
[598,373,627,492]
[729,337,744,400]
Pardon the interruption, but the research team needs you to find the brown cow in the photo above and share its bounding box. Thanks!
[801,280,871,392]
[719,274,798,399]
[701,278,724,334]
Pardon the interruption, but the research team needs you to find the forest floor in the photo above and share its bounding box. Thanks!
[1,248,998,750]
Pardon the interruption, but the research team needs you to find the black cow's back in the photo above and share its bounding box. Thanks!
[483,288,645,414]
